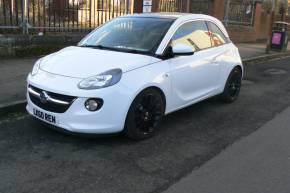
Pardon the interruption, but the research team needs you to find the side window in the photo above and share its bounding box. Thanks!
[171,21,212,52]
[207,22,228,46]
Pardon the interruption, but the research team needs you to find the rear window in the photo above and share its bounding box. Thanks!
[207,22,229,46]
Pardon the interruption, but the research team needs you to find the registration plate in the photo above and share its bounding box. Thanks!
[33,108,57,125]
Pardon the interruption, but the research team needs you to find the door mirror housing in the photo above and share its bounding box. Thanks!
[172,44,194,56]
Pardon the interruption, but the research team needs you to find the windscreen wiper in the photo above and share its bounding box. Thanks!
[78,44,106,49]
[79,45,150,55]
[117,48,150,55]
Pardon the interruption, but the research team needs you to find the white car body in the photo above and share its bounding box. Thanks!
[26,13,243,134]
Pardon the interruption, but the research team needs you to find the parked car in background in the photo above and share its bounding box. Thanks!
[26,13,243,140]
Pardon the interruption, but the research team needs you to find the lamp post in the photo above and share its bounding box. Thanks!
[266,0,276,54]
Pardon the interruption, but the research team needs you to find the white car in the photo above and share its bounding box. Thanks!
[26,13,243,140]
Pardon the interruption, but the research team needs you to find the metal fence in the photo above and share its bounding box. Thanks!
[0,0,133,33]
[191,0,211,14]
[157,0,182,12]
[156,0,212,14]
[0,0,22,29]
[224,0,256,26]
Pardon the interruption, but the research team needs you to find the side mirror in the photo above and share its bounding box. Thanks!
[172,44,194,56]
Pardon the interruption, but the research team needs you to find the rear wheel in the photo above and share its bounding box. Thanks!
[124,88,165,140]
[219,67,242,103]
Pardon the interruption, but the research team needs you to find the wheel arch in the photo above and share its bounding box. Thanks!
[146,86,167,110]
[235,65,243,77]
[123,82,168,116]
[219,64,243,94]
[132,86,167,113]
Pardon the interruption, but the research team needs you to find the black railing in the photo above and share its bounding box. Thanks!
[191,0,211,14]
[156,0,212,15]
[0,0,22,28]
[0,0,133,33]
[224,0,256,26]
[158,0,182,12]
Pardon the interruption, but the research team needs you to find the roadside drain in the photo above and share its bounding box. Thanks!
[264,68,287,75]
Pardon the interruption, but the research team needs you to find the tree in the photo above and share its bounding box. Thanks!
[263,0,288,19]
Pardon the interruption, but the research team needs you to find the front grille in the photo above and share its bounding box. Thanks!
[28,85,77,113]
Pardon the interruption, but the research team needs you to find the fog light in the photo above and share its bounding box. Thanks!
[85,98,103,111]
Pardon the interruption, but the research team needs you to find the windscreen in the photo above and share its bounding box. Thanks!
[78,17,174,54]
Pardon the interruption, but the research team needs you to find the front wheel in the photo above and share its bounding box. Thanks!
[219,67,242,103]
[124,88,165,140]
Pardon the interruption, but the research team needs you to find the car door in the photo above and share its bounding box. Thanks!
[166,20,220,109]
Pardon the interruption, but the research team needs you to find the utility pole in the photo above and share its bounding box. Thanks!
[266,0,276,54]
[224,0,231,27]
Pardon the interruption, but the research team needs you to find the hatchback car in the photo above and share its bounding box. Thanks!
[26,13,243,140]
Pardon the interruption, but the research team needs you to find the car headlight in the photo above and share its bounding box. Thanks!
[31,59,42,76]
[78,69,122,90]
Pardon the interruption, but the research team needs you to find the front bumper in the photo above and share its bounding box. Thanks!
[26,70,133,134]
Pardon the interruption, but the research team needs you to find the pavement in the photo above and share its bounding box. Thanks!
[0,42,289,106]
[0,57,37,105]
[237,42,286,60]
[163,105,290,193]
[1,53,290,193]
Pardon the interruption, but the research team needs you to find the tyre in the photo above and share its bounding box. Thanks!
[124,88,165,140]
[219,67,242,103]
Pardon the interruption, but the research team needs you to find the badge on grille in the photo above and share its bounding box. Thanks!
[40,91,49,103]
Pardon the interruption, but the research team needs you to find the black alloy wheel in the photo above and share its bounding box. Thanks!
[220,67,242,103]
[124,88,165,140]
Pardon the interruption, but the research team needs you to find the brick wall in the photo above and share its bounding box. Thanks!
[226,3,268,43]
[227,26,258,43]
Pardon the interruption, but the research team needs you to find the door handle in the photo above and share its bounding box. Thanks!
[211,56,219,63]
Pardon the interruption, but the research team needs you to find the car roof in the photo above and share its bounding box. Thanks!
[120,12,229,37]
[124,12,192,19]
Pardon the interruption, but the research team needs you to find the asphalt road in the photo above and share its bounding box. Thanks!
[1,56,290,193]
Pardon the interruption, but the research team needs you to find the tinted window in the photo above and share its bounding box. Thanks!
[171,21,212,52]
[78,17,174,54]
[207,22,228,46]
